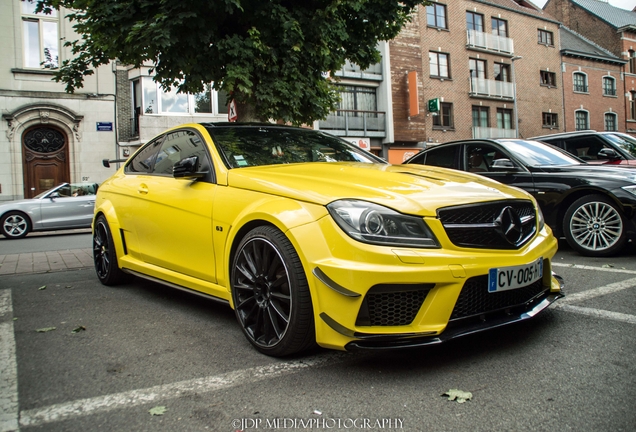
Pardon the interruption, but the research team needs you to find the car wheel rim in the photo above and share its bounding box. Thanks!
[3,215,27,237]
[93,221,111,279]
[233,238,292,348]
[570,201,623,251]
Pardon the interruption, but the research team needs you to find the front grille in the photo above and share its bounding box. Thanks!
[450,275,547,321]
[356,284,432,326]
[438,200,536,249]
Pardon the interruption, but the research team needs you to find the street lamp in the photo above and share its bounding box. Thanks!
[511,56,522,138]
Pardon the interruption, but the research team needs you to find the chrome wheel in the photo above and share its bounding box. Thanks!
[1,212,30,239]
[564,195,626,257]
[232,226,314,356]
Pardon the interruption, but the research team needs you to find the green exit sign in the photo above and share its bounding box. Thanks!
[428,98,440,113]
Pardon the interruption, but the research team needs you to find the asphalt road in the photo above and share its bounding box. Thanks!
[0,236,634,431]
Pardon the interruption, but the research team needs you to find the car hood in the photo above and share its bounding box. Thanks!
[227,162,532,216]
[535,164,636,183]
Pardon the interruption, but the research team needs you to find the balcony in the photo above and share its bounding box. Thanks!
[332,60,383,81]
[467,30,514,54]
[473,127,516,139]
[318,110,386,137]
[469,78,514,99]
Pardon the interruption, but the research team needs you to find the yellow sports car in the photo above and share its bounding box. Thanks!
[93,123,564,356]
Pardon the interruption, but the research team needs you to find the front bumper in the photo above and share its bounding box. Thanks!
[289,215,563,351]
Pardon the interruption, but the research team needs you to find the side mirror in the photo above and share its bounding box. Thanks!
[48,192,60,200]
[173,156,206,179]
[597,148,621,160]
[491,159,519,171]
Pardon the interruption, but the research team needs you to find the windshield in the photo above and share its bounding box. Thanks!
[205,125,384,168]
[604,133,636,156]
[497,139,583,167]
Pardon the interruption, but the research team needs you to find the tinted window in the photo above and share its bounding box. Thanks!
[125,137,164,173]
[206,126,383,169]
[419,145,458,169]
[153,130,211,176]
[498,140,581,166]
[465,143,514,172]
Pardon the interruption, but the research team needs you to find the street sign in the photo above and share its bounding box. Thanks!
[228,100,238,122]
[428,98,440,113]
[96,122,113,131]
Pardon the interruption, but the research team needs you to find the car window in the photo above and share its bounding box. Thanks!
[152,130,212,176]
[125,136,164,174]
[560,136,609,161]
[465,143,514,172]
[415,145,457,168]
[206,126,383,168]
[497,140,581,166]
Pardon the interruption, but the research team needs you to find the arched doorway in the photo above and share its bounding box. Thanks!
[22,126,70,198]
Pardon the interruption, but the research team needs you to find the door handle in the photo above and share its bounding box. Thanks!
[138,184,149,195]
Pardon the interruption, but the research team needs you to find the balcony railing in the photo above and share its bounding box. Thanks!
[467,30,514,54]
[332,60,382,81]
[473,127,516,139]
[469,78,514,99]
[318,110,386,137]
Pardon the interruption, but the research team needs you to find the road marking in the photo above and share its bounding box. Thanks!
[552,262,636,275]
[558,277,636,304]
[553,304,636,325]
[0,290,19,432]
[19,352,350,428]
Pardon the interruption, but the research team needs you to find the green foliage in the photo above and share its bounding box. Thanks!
[36,0,428,124]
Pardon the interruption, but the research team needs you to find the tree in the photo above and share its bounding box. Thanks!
[37,0,428,124]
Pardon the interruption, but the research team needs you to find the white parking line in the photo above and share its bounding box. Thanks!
[19,352,350,428]
[552,262,636,275]
[553,304,636,325]
[558,277,636,304]
[0,290,19,432]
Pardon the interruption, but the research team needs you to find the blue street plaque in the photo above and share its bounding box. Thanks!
[96,122,113,131]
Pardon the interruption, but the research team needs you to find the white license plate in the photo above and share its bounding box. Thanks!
[488,258,543,293]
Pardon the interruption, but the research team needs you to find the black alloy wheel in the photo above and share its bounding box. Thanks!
[231,226,315,357]
[93,215,127,285]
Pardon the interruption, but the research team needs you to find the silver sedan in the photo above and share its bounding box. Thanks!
[0,183,98,239]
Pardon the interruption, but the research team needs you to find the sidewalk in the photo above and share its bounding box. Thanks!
[0,248,93,275]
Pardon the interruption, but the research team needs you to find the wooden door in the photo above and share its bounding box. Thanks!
[22,126,70,198]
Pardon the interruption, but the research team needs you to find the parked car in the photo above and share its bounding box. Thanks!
[93,123,563,356]
[531,130,636,165]
[598,132,636,158]
[404,138,636,257]
[0,182,98,239]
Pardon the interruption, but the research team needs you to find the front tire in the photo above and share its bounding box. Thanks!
[231,226,315,357]
[563,195,626,257]
[1,211,31,239]
[93,215,128,285]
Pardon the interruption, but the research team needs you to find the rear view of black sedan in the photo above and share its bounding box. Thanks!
[404,139,636,257]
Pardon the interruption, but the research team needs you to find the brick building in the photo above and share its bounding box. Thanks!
[388,0,564,149]
[543,0,636,133]
[559,26,626,132]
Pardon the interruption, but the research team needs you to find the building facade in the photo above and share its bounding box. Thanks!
[544,0,636,134]
[0,0,117,201]
[559,26,626,132]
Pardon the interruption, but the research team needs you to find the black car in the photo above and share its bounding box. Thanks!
[530,131,636,166]
[404,138,636,257]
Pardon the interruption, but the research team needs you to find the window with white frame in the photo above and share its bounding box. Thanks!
[21,0,59,69]
[138,78,228,115]
[575,110,589,130]
[604,113,617,131]
[603,76,616,96]
[573,72,587,93]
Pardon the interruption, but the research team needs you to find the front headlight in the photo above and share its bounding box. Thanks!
[327,200,439,248]
[537,204,545,231]
[622,185,636,196]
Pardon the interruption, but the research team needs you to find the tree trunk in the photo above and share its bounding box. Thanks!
[235,99,265,123]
